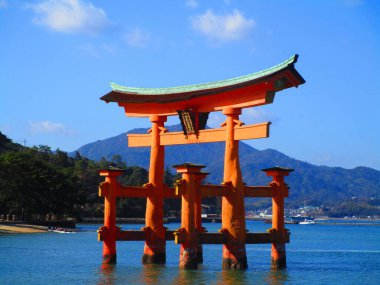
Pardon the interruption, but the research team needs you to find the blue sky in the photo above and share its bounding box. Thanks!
[1,0,379,170]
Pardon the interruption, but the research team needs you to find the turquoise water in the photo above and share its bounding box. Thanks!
[1,221,379,284]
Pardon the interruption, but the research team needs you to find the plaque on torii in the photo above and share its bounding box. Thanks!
[99,55,305,269]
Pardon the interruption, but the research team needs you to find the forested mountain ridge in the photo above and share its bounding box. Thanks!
[1,129,379,219]
[0,132,180,220]
[75,125,380,212]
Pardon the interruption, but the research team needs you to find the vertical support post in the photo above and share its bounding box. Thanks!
[194,170,208,263]
[262,166,294,270]
[221,107,247,269]
[99,168,124,264]
[173,163,207,269]
[143,115,167,264]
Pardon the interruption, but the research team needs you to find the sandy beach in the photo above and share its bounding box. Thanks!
[0,223,48,234]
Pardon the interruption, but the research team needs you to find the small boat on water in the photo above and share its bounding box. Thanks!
[264,219,299,224]
[299,219,315,225]
[285,219,299,224]
[48,227,76,233]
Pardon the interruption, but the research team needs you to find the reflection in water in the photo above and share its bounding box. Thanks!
[142,264,166,284]
[97,262,289,285]
[216,270,248,285]
[98,263,116,285]
[171,269,208,285]
[265,270,289,285]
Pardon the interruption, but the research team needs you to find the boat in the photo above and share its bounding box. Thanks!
[285,219,299,224]
[48,227,76,233]
[299,219,315,225]
[201,214,221,223]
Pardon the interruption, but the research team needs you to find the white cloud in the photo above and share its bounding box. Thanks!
[206,108,275,128]
[0,0,7,9]
[124,28,151,48]
[241,108,278,124]
[29,121,75,136]
[27,0,110,35]
[186,0,198,9]
[191,9,255,42]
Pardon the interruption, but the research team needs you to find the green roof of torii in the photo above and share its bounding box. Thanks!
[108,54,304,96]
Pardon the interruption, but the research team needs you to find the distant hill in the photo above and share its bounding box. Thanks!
[0,132,24,153]
[74,125,380,208]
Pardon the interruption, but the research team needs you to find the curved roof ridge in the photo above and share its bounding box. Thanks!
[110,54,299,95]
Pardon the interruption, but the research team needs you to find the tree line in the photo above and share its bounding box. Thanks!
[0,132,187,221]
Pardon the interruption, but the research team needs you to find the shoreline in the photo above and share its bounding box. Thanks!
[0,223,48,234]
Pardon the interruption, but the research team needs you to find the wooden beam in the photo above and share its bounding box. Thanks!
[244,186,273,197]
[199,232,226,244]
[128,122,270,147]
[163,186,178,198]
[245,232,290,244]
[198,232,290,244]
[115,185,178,198]
[115,184,278,198]
[116,230,146,241]
[165,230,175,240]
[99,229,290,244]
[117,185,152,198]
[200,184,230,197]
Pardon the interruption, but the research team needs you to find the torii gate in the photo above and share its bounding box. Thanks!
[97,55,305,269]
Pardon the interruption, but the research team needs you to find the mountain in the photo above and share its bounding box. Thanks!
[74,125,380,208]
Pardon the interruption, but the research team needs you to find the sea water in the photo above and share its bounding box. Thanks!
[1,221,379,285]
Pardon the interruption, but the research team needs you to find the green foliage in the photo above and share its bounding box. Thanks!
[328,200,380,217]
[0,132,181,220]
[0,151,76,220]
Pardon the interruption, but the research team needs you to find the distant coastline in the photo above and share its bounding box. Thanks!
[0,223,48,234]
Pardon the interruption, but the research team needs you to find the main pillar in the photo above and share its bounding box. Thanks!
[99,168,124,264]
[221,107,247,269]
[173,163,207,269]
[142,115,167,264]
[263,166,294,270]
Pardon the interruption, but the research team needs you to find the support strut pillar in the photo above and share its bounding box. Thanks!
[221,107,247,269]
[99,168,124,264]
[173,163,207,269]
[143,115,167,264]
[263,166,294,270]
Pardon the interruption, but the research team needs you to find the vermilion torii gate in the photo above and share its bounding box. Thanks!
[97,55,305,269]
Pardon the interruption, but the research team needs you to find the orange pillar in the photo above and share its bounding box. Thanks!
[99,168,124,264]
[194,170,208,263]
[221,107,247,269]
[143,115,167,264]
[263,166,294,270]
[174,163,206,269]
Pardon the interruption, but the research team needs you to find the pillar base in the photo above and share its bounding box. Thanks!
[222,243,248,270]
[222,256,248,270]
[197,245,203,263]
[142,253,166,264]
[103,254,116,264]
[271,243,286,270]
[271,257,286,270]
[179,248,198,269]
